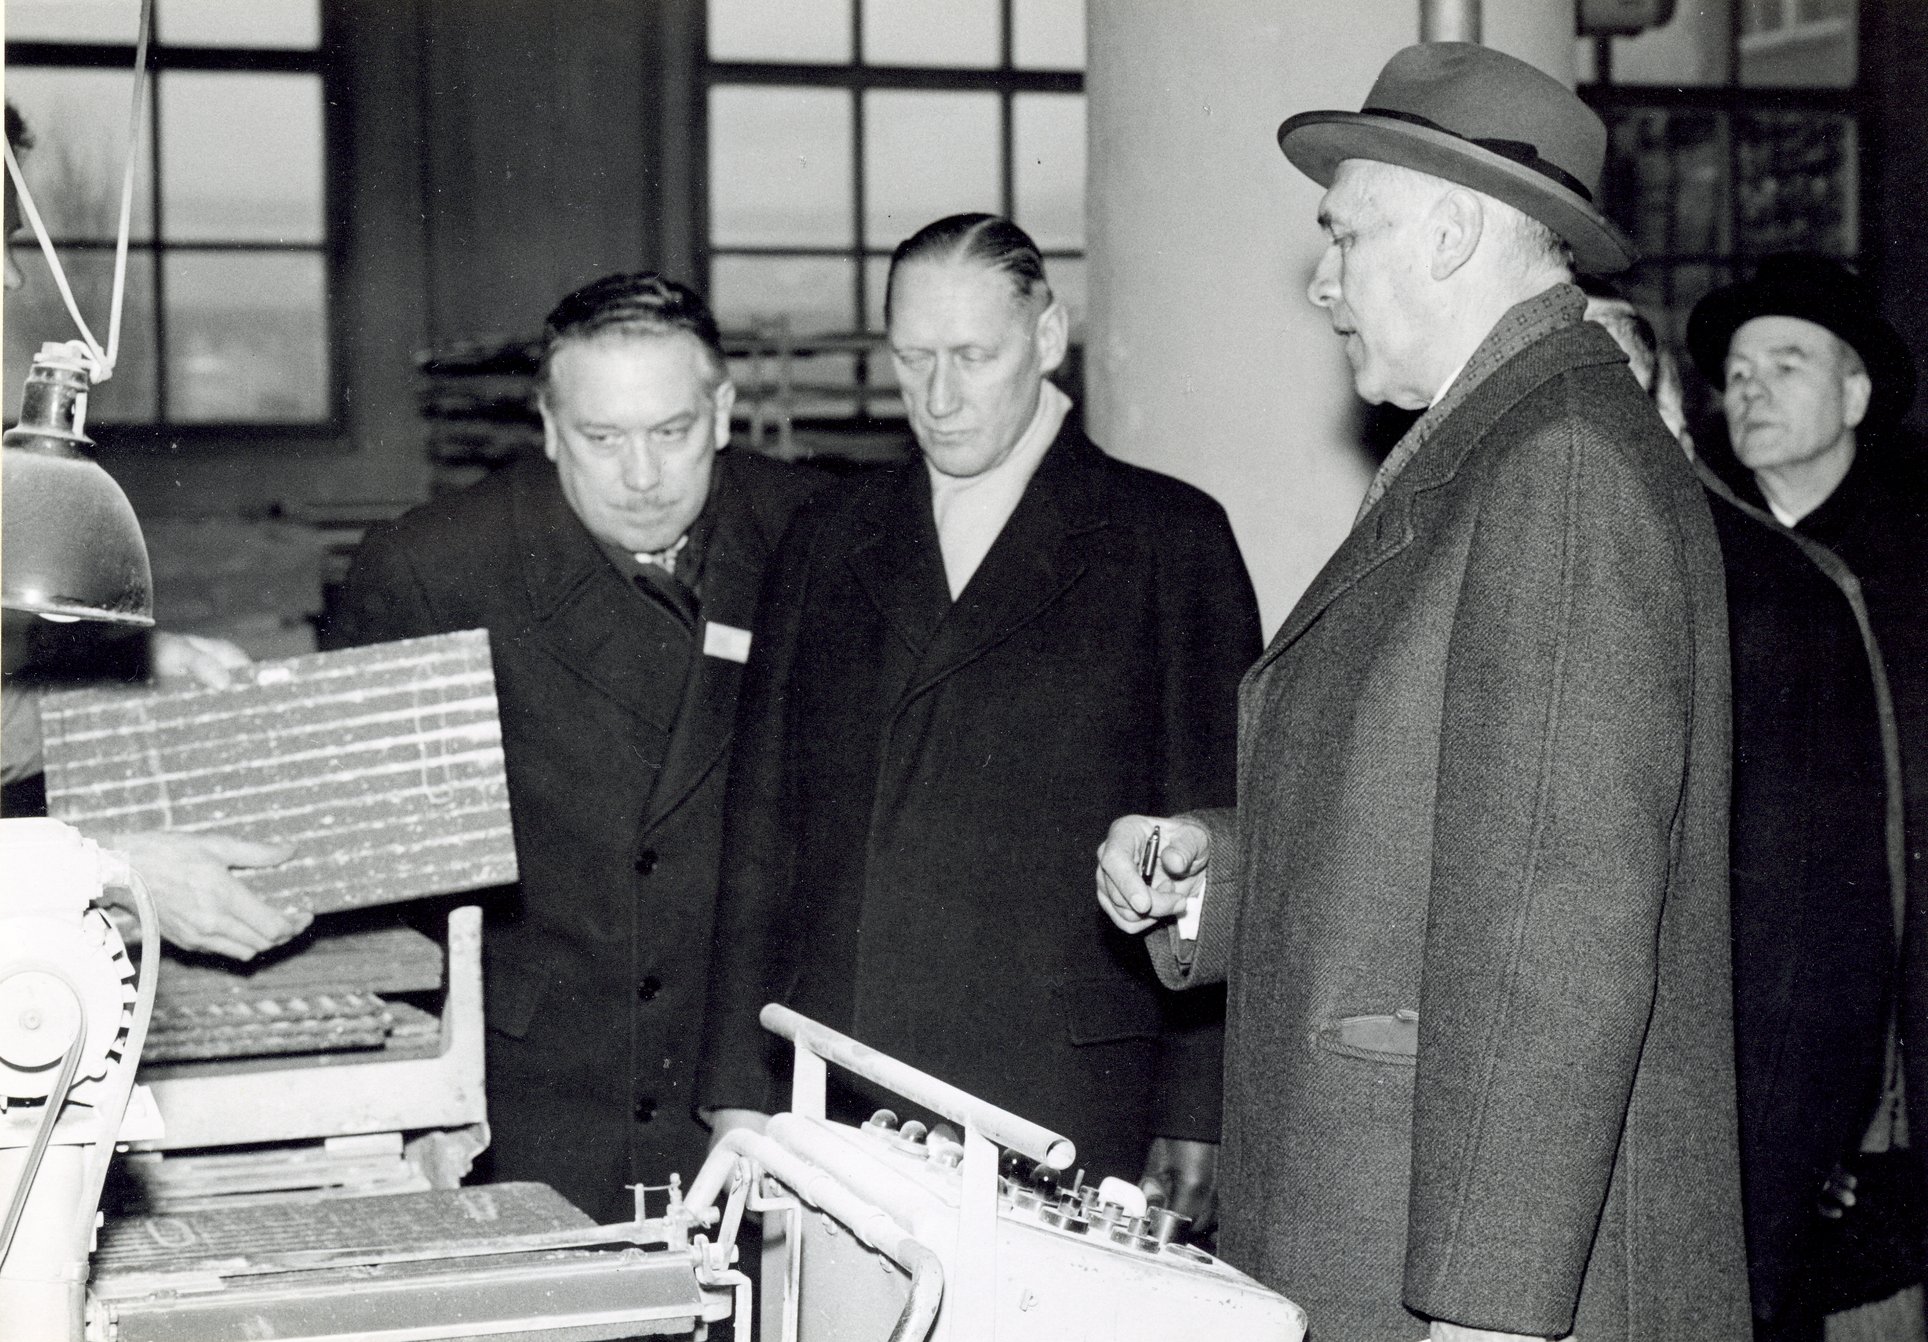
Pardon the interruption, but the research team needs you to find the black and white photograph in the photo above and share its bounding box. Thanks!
[1,2,1924,1339]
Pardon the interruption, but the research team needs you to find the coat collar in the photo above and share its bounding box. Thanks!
[1253,320,1628,677]
[504,455,774,831]
[845,417,1113,704]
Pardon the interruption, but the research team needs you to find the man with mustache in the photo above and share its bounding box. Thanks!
[339,273,820,1219]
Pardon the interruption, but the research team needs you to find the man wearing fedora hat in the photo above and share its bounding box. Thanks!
[1096,43,1748,1342]
[1688,254,1928,1342]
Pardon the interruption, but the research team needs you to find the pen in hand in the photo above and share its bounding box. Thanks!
[1140,824,1162,887]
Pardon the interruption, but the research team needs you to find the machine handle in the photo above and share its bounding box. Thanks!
[758,1004,1075,1171]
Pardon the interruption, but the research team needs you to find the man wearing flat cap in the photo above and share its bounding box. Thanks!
[1096,43,1748,1342]
[1688,254,1927,1341]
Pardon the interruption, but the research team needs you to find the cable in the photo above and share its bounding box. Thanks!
[4,0,156,383]
[106,0,156,372]
[0,979,88,1264]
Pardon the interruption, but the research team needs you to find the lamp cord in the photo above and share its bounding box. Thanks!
[3,0,156,384]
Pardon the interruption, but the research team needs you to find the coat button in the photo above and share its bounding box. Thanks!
[634,848,658,876]
[634,1097,657,1123]
[637,976,662,1003]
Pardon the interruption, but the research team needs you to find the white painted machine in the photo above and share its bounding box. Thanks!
[687,1004,1308,1342]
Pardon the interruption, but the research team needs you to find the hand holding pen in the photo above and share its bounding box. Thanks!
[1095,814,1212,936]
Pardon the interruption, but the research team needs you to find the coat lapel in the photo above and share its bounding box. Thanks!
[643,458,770,831]
[512,461,686,715]
[900,427,1106,703]
[1250,321,1623,678]
[844,463,952,677]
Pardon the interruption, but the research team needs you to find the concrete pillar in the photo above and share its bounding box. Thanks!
[1085,0,1577,634]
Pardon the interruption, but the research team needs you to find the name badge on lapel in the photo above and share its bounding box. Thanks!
[703,621,753,664]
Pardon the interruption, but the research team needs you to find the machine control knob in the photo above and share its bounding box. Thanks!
[898,1120,928,1144]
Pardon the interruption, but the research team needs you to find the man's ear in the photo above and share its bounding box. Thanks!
[537,392,561,463]
[1035,298,1070,376]
[1842,370,1873,431]
[1431,188,1483,282]
[712,380,737,452]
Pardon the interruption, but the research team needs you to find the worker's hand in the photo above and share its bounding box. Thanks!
[109,829,308,960]
[1140,1136,1217,1237]
[703,1107,771,1154]
[150,631,251,690]
[1426,1324,1568,1342]
[1095,815,1209,934]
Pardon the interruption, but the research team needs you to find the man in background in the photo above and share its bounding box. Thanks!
[1097,45,1747,1341]
[1688,254,1925,1340]
[338,273,820,1220]
[698,214,1257,1214]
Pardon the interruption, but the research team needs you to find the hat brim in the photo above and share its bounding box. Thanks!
[1278,110,1633,276]
[1687,281,1919,426]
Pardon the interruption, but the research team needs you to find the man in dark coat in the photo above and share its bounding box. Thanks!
[1098,45,1749,1342]
[696,214,1258,1201]
[1687,254,1925,1339]
[338,273,820,1221]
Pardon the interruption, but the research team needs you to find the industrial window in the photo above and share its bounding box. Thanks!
[703,0,1085,425]
[1578,0,1859,365]
[4,0,334,432]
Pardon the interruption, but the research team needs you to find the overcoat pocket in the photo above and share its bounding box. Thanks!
[1314,1009,1420,1066]
[1054,975,1164,1046]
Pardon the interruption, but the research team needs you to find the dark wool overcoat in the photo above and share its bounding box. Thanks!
[1698,466,1901,1328]
[695,421,1259,1179]
[1155,321,1750,1341]
[337,451,820,1220]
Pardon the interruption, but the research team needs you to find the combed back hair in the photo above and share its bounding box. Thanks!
[538,271,727,392]
[885,213,1052,322]
[6,100,32,153]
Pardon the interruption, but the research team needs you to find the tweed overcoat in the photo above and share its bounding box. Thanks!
[337,450,820,1220]
[1156,320,1749,1340]
[695,421,1259,1178]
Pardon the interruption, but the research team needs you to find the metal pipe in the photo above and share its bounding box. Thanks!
[759,1004,1076,1170]
[686,1130,945,1342]
[1420,0,1481,43]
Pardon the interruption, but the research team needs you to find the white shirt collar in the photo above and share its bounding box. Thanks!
[926,381,1072,600]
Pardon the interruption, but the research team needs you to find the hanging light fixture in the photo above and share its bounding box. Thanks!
[2,343,153,626]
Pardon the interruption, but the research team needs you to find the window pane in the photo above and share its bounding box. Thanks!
[861,0,998,68]
[4,69,156,242]
[1014,94,1085,250]
[1014,0,1085,70]
[863,90,1000,249]
[4,0,142,42]
[4,249,157,422]
[159,0,320,49]
[1601,108,1731,260]
[709,87,854,247]
[1739,2,1855,86]
[1044,254,1086,340]
[728,350,862,421]
[709,0,852,62]
[160,73,324,243]
[164,251,328,422]
[1735,111,1857,254]
[710,254,857,336]
[1596,0,1732,86]
[865,253,892,332]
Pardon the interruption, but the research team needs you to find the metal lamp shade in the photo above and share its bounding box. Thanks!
[2,445,154,626]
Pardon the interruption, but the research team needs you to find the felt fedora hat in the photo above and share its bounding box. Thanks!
[1687,252,1918,427]
[1278,42,1633,275]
